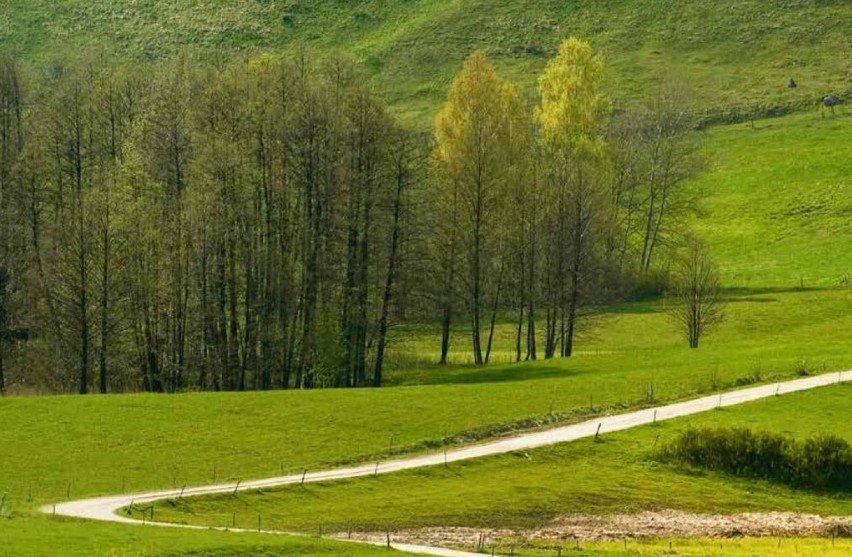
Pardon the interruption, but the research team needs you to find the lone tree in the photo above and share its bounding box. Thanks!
[671,241,723,349]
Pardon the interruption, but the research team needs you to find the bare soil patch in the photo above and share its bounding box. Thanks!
[336,511,852,549]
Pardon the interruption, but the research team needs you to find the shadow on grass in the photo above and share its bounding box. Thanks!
[721,285,831,296]
[608,286,831,310]
[720,296,778,304]
[387,363,579,387]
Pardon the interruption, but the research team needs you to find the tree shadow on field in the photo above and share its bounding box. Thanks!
[720,295,778,304]
[395,363,579,386]
[719,285,834,304]
[722,285,829,296]
[601,285,830,314]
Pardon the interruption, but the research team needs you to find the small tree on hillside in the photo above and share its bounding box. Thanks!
[671,241,723,348]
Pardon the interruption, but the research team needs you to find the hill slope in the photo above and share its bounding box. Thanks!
[2,1,850,123]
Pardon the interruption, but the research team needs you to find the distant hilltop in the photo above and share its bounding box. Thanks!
[1,1,850,124]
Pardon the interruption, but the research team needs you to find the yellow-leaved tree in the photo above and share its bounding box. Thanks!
[536,38,608,359]
[432,50,528,365]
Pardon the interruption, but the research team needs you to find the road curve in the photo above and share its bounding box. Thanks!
[45,370,850,556]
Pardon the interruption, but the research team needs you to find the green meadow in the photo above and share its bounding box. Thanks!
[2,1,850,125]
[0,110,850,556]
[147,384,852,533]
[1,1,850,555]
[0,518,392,557]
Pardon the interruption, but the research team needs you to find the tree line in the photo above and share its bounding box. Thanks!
[0,39,706,394]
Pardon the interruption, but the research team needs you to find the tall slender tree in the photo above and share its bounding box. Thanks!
[433,51,518,365]
[536,38,608,358]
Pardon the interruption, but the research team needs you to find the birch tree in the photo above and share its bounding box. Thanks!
[536,38,608,358]
[432,50,518,365]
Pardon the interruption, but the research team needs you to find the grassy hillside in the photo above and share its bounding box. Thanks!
[148,384,852,532]
[691,113,852,289]
[1,110,850,554]
[384,111,852,371]
[1,4,850,556]
[1,1,850,124]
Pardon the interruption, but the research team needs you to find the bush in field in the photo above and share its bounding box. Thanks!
[661,427,852,492]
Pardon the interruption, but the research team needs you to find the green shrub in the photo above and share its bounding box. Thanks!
[661,427,852,492]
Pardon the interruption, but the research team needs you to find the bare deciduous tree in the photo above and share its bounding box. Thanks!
[671,241,723,349]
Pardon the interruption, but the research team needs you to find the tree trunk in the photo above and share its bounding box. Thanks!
[439,237,456,366]
[565,270,580,357]
[484,259,505,364]
[515,304,524,363]
[0,342,4,394]
[227,234,241,391]
[373,139,407,387]
[565,185,586,359]
[76,112,90,396]
[199,244,210,391]
[526,234,537,361]
[544,306,556,359]
[98,223,109,394]
[471,215,484,365]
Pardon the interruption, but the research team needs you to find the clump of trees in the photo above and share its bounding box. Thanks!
[431,40,709,364]
[0,38,710,394]
[0,51,427,393]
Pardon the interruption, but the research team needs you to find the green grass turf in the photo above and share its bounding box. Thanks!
[7,105,852,502]
[0,517,393,557]
[690,113,852,290]
[514,537,852,557]
[2,287,850,555]
[1,1,850,126]
[0,110,848,554]
[2,286,850,509]
[147,384,852,534]
[4,109,852,522]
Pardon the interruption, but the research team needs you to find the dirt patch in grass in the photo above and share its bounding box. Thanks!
[337,511,852,548]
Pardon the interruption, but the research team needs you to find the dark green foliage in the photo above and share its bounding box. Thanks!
[661,427,852,492]
[0,49,430,393]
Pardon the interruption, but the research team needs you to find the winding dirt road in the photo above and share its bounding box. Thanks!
[45,370,850,556]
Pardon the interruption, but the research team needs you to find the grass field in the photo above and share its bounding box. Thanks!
[0,518,393,557]
[385,110,852,371]
[146,384,852,533]
[514,538,852,557]
[2,286,850,507]
[690,113,852,290]
[0,3,850,554]
[0,112,849,556]
[1,1,850,125]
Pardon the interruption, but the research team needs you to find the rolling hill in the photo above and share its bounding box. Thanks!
[1,0,850,124]
[1,2,851,556]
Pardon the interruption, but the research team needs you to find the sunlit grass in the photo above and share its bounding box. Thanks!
[148,385,852,534]
[0,516,392,557]
[513,537,852,557]
[2,1,850,127]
